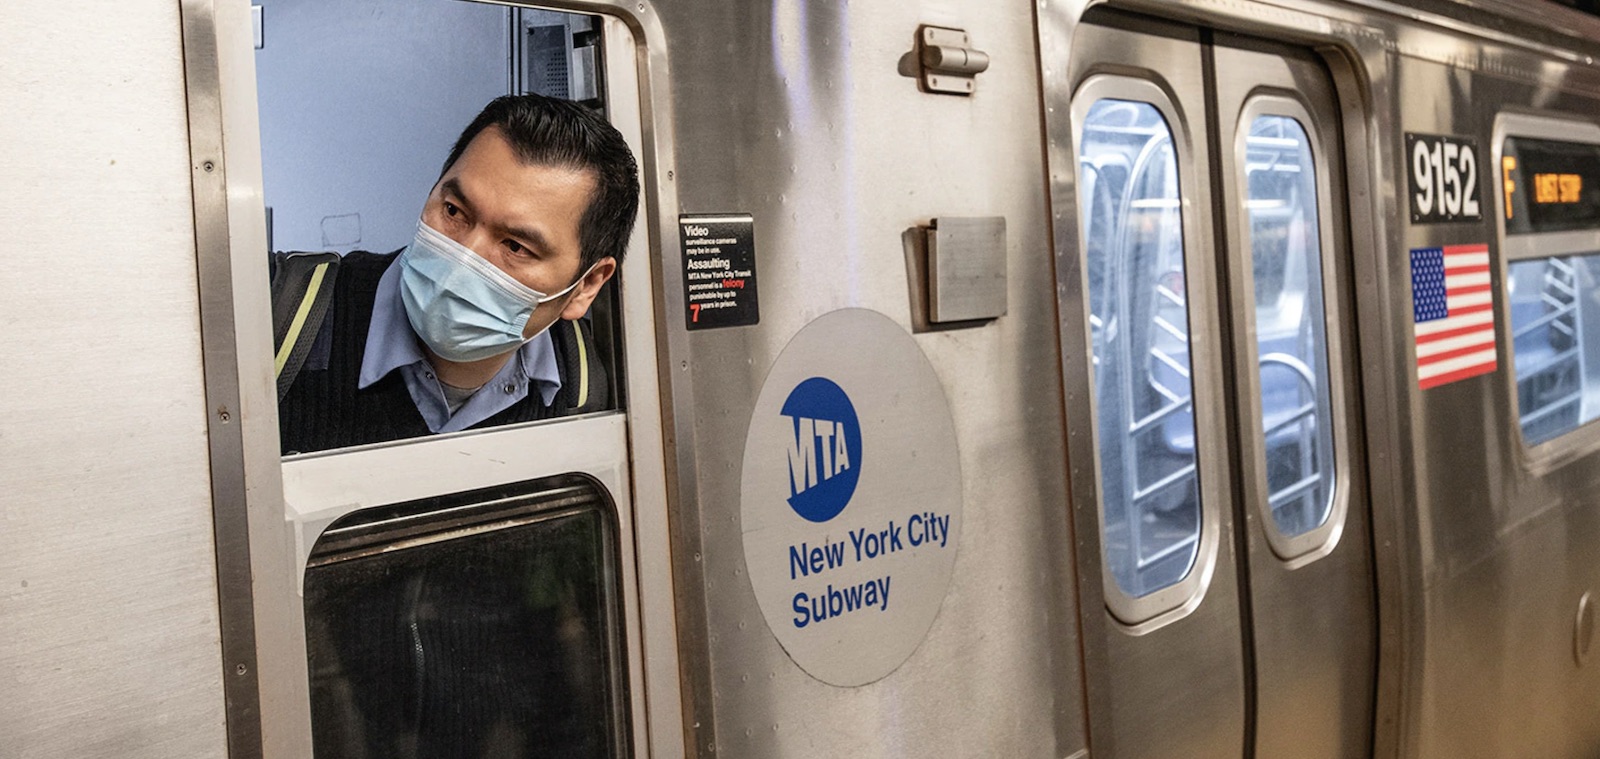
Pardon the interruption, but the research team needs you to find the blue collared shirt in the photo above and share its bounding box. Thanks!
[359,262,562,433]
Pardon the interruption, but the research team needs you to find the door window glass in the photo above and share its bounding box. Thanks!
[1508,254,1600,444]
[1078,99,1202,598]
[1243,115,1338,537]
[303,475,627,758]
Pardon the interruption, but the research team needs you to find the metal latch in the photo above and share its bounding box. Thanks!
[916,26,989,95]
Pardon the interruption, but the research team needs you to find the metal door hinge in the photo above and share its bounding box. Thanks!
[916,25,989,95]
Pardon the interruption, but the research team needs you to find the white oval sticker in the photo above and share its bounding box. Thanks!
[740,309,962,686]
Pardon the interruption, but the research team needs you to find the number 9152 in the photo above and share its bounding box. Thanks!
[1407,132,1483,223]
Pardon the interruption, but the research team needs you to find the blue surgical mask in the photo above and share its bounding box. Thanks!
[398,220,585,363]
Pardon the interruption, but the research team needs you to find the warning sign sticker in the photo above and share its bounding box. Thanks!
[680,214,759,330]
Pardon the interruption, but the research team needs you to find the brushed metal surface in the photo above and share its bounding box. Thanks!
[180,0,267,753]
[655,0,1082,755]
[192,0,315,753]
[1383,24,1600,759]
[0,1,228,756]
[1051,12,1247,758]
[1578,591,1595,667]
[20,1,1600,757]
[1046,2,1600,756]
[1212,36,1376,759]
[928,217,1008,323]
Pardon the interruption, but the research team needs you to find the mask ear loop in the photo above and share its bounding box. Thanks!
[536,261,601,304]
[517,261,602,346]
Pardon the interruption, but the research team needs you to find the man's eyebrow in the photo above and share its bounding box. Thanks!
[505,224,555,257]
[439,178,470,207]
[440,177,552,255]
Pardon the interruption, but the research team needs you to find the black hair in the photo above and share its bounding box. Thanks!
[442,94,640,267]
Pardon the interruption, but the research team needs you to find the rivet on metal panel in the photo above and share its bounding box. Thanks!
[216,406,231,423]
[202,161,216,173]
[235,663,248,676]
[1576,591,1595,666]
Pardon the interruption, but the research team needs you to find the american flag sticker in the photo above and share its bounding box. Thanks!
[1410,244,1498,389]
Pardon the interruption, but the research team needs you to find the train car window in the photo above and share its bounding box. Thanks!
[1242,115,1338,538]
[303,475,628,757]
[257,0,623,456]
[1077,98,1203,598]
[1506,255,1600,444]
[1497,126,1600,449]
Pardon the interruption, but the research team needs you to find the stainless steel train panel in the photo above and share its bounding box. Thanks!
[1052,11,1249,759]
[1399,57,1600,758]
[650,0,1084,756]
[22,0,1600,756]
[1045,1,1600,756]
[0,1,228,757]
[1212,35,1376,759]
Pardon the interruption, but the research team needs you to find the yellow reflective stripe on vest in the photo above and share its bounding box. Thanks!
[273,262,331,378]
[572,320,589,408]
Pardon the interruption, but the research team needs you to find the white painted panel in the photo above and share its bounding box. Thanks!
[0,1,227,757]
[255,0,511,254]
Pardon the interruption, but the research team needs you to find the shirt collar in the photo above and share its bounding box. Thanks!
[359,258,562,406]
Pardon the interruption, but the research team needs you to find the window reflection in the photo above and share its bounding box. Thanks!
[1508,254,1600,445]
[304,478,625,758]
[1078,98,1202,598]
[1243,115,1338,538]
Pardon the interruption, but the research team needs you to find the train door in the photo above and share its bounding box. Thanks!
[1211,33,1376,759]
[1051,11,1375,758]
[188,1,681,755]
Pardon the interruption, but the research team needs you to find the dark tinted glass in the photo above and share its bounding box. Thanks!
[1503,137,1600,235]
[304,476,625,758]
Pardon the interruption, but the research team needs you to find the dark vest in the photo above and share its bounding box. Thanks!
[277,251,581,455]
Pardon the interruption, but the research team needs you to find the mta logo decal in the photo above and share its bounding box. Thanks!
[781,377,862,523]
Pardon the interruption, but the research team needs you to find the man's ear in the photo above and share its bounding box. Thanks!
[560,257,617,320]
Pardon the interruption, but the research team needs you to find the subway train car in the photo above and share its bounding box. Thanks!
[6,0,1600,756]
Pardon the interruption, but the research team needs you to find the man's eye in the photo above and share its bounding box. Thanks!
[505,240,528,255]
[442,202,462,217]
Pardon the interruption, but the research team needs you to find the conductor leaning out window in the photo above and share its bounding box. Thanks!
[272,94,640,455]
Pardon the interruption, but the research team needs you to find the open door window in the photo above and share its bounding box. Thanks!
[243,1,674,755]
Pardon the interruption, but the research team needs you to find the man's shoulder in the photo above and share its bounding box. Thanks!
[271,249,402,382]
[269,247,397,269]
[340,248,400,268]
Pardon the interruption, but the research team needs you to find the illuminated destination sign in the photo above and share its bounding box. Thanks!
[1502,137,1600,234]
[1533,172,1582,205]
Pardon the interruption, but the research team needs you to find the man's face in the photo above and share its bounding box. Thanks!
[420,126,615,341]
